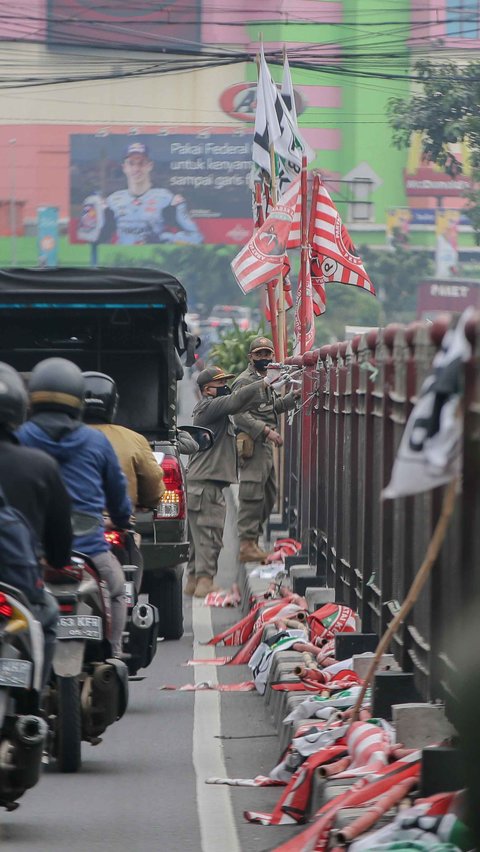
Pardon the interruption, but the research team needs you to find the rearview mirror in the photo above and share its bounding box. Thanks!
[178,425,214,452]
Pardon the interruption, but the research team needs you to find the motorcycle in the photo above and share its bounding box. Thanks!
[104,528,159,677]
[44,554,128,773]
[0,582,48,809]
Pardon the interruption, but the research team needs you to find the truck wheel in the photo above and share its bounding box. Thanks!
[56,676,82,773]
[151,570,184,640]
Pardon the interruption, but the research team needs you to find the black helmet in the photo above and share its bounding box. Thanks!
[0,362,28,430]
[29,358,85,418]
[83,372,119,424]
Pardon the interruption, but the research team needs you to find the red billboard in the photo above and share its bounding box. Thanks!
[47,0,201,50]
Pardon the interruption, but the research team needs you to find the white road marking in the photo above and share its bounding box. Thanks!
[192,599,241,852]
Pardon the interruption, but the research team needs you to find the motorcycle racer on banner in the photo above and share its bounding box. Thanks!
[77,142,203,246]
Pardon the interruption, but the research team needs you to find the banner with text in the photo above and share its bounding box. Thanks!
[70,132,254,246]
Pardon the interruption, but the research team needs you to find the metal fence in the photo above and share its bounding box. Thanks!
[281,316,480,703]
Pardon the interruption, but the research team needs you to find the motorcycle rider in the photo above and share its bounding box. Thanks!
[0,362,73,687]
[17,358,132,658]
[82,370,165,590]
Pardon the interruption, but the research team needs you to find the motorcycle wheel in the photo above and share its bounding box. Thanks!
[56,676,82,773]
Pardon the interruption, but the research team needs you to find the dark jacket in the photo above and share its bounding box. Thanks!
[0,429,72,569]
[187,380,267,484]
[17,413,132,556]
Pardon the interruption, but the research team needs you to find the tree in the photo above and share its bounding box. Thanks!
[359,244,433,324]
[112,243,253,313]
[388,59,480,242]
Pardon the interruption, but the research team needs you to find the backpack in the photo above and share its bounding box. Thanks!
[0,483,44,604]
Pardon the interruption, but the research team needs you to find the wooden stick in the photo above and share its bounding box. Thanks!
[350,476,458,723]
[269,143,286,361]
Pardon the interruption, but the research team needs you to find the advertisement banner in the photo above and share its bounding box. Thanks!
[435,209,461,278]
[47,0,200,50]
[37,206,59,267]
[70,132,254,246]
[386,208,411,248]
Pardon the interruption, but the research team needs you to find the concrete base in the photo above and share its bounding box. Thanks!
[393,703,455,749]
[305,587,336,612]
[352,653,399,680]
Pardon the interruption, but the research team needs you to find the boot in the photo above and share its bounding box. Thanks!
[239,540,269,563]
[184,574,197,596]
[194,576,218,599]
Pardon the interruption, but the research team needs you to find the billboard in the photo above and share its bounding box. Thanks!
[37,206,59,267]
[47,0,200,50]
[70,132,254,246]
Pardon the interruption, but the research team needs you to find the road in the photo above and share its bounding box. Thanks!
[0,376,299,852]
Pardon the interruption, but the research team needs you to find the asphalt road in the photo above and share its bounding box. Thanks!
[0,376,299,852]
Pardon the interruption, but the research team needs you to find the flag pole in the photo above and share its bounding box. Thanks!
[255,180,280,359]
[299,155,308,353]
[270,143,286,361]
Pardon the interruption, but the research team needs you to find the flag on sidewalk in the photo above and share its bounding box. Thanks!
[382,308,473,499]
[252,48,314,195]
[231,179,300,294]
[309,176,375,296]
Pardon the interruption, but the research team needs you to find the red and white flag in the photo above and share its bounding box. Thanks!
[231,180,300,294]
[294,264,315,355]
[264,268,294,323]
[309,176,375,296]
[287,189,302,249]
[312,278,326,316]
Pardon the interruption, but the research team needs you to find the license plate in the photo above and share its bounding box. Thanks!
[0,658,32,688]
[124,581,135,608]
[57,615,103,641]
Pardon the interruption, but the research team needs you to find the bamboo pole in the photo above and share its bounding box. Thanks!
[299,155,308,353]
[269,143,286,361]
[350,476,458,723]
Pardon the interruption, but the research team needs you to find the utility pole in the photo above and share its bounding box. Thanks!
[9,138,17,266]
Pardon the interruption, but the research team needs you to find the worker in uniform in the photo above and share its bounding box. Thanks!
[232,337,299,564]
[185,366,271,598]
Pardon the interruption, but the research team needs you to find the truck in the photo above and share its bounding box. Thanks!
[0,266,198,640]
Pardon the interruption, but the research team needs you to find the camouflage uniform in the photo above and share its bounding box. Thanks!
[232,364,297,545]
[186,375,267,580]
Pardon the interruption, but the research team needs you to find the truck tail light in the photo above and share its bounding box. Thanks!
[155,456,185,520]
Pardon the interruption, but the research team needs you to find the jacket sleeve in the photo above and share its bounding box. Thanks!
[231,376,270,440]
[274,389,298,413]
[43,460,73,569]
[101,436,133,527]
[193,381,267,427]
[134,436,165,508]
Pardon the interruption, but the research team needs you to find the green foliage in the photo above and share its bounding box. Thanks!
[359,244,433,323]
[387,59,480,243]
[208,323,267,375]
[312,284,381,347]
[111,243,248,312]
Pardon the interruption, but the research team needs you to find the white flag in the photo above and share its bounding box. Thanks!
[382,308,473,499]
[253,48,314,195]
[281,53,297,126]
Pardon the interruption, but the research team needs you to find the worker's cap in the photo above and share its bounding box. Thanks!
[249,336,274,354]
[124,142,150,159]
[197,366,235,389]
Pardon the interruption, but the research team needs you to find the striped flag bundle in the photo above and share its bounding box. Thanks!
[231,179,300,294]
[309,175,376,296]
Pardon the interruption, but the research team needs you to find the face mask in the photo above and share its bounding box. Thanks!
[253,358,272,372]
[215,385,231,396]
